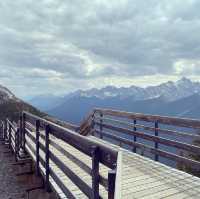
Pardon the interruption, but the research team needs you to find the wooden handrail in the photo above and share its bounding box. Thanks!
[94,108,200,129]
[89,107,200,174]
[24,111,118,168]
[95,122,200,154]
[2,107,200,198]
[79,111,95,135]
[22,111,118,198]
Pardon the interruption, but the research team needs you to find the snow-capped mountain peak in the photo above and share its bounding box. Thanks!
[0,85,16,103]
[66,77,200,102]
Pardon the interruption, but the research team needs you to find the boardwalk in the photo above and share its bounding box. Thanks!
[2,109,200,198]
[25,130,110,199]
[90,136,200,199]
[0,141,27,199]
[25,128,200,199]
[0,139,56,199]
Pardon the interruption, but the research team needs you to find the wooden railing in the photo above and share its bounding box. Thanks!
[0,111,118,199]
[1,107,200,197]
[80,108,200,172]
[0,119,20,160]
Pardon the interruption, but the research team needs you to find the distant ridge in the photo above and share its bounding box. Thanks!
[0,85,45,121]
[26,77,199,124]
[28,77,200,111]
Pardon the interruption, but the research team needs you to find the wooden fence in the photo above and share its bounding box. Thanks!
[88,108,200,171]
[1,107,200,197]
[0,111,118,199]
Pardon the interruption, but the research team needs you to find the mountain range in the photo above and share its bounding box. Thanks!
[26,77,200,124]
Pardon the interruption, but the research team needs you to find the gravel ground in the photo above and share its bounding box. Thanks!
[0,140,56,199]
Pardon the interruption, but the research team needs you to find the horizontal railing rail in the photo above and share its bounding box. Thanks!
[22,111,118,199]
[94,108,200,129]
[89,108,200,173]
[2,119,20,161]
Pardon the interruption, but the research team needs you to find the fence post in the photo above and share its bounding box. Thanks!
[15,128,19,161]
[45,124,50,192]
[100,113,103,139]
[19,115,22,148]
[108,169,116,199]
[133,119,137,153]
[22,113,26,151]
[8,122,11,149]
[155,121,159,161]
[17,127,20,157]
[0,121,2,140]
[91,113,95,136]
[36,120,40,176]
[91,146,100,199]
[4,120,7,144]
[2,121,5,140]
[18,113,27,158]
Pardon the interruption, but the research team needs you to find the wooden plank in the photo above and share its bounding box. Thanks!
[88,136,200,199]
[50,138,92,176]
[49,167,76,199]
[114,151,122,199]
[49,151,93,198]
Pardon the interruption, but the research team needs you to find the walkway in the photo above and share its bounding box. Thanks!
[0,140,56,199]
[25,127,200,199]
[90,136,200,199]
[25,130,110,199]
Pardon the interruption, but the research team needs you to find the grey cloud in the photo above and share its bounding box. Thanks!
[0,0,200,97]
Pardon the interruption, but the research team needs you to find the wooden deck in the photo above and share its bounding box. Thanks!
[3,108,200,199]
[25,130,110,199]
[88,136,200,199]
[25,129,200,198]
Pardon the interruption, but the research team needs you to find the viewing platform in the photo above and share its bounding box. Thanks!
[1,108,200,198]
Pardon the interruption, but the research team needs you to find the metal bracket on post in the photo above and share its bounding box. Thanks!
[45,124,51,192]
[91,146,100,199]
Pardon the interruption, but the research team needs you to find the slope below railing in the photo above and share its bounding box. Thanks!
[45,115,79,131]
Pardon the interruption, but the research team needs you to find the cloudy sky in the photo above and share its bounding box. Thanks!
[0,0,200,98]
